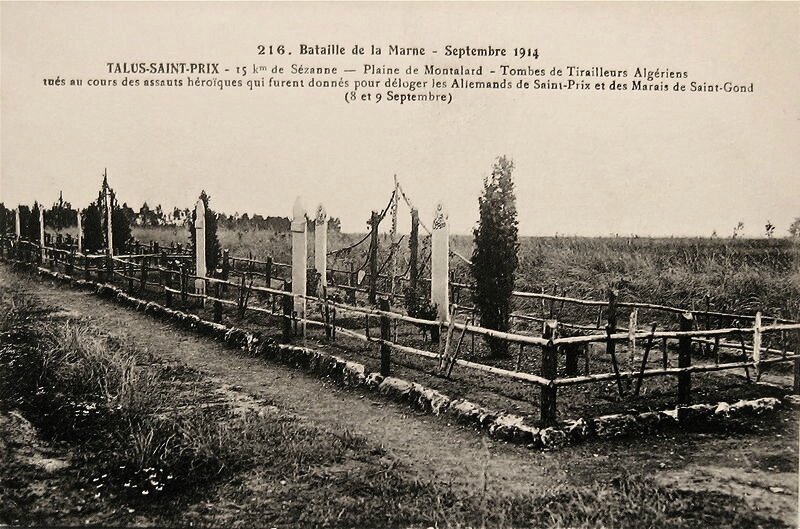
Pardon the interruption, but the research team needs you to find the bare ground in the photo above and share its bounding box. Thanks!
[2,266,799,527]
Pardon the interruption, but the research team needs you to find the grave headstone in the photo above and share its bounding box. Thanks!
[431,202,449,321]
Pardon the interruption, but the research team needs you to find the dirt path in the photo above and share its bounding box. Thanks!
[8,268,800,526]
[19,271,547,494]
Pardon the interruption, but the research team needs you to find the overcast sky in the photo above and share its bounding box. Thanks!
[2,2,798,236]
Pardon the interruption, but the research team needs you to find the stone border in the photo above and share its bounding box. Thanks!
[18,264,793,450]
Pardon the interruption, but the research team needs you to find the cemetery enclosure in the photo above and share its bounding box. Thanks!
[2,189,798,425]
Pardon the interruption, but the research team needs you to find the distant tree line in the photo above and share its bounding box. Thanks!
[0,202,43,241]
[0,197,342,235]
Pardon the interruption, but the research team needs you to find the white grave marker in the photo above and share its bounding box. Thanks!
[291,196,307,320]
[194,198,206,296]
[431,202,450,322]
[39,206,45,260]
[77,210,82,253]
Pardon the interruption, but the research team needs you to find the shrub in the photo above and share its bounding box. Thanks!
[471,156,519,357]
[0,203,9,236]
[82,204,103,253]
[24,202,41,242]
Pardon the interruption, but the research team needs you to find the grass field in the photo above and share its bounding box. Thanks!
[132,225,799,318]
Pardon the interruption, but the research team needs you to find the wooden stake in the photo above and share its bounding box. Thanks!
[793,327,800,394]
[541,320,558,426]
[584,343,591,375]
[323,284,331,340]
[348,261,357,304]
[409,208,419,299]
[634,322,658,396]
[180,263,187,304]
[140,256,148,293]
[282,281,293,342]
[736,323,752,382]
[440,306,456,372]
[379,297,391,376]
[368,210,379,305]
[446,313,472,378]
[753,311,762,380]
[213,281,222,323]
[127,260,134,294]
[606,289,624,396]
[677,312,693,408]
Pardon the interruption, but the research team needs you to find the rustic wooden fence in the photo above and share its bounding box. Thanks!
[2,232,798,427]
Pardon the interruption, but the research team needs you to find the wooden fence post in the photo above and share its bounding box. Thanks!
[541,320,558,427]
[331,302,337,341]
[127,260,134,294]
[753,311,762,379]
[348,261,357,304]
[222,249,230,279]
[368,210,379,305]
[793,327,800,394]
[67,248,75,276]
[282,280,293,342]
[164,269,172,308]
[379,297,391,376]
[607,289,624,395]
[677,312,693,411]
[213,281,222,323]
[49,240,56,269]
[265,256,273,289]
[105,255,113,283]
[322,285,332,340]
[140,256,148,293]
[565,340,579,377]
[409,207,419,297]
[180,263,187,304]
[628,308,638,373]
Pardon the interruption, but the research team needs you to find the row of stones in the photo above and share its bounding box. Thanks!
[32,264,789,450]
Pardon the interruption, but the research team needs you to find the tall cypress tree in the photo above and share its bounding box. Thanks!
[109,190,131,253]
[25,202,42,242]
[0,203,8,236]
[471,156,519,357]
[82,205,103,253]
[17,205,31,239]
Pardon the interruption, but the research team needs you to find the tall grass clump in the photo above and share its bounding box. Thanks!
[0,289,262,500]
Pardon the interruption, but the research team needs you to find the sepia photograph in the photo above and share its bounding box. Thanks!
[1,2,799,527]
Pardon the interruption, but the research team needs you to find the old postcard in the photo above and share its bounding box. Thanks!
[1,2,798,528]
